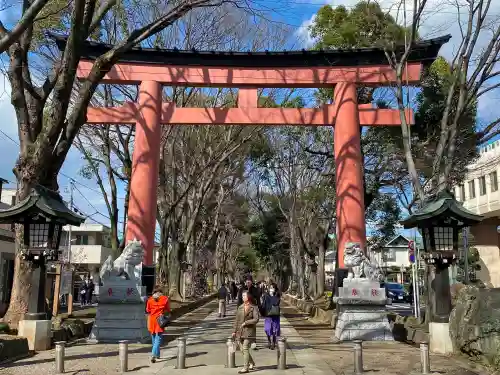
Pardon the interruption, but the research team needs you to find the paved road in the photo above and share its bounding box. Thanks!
[1,299,482,375]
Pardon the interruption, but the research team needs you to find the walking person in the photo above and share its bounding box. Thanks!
[218,282,229,318]
[262,283,281,349]
[237,277,261,310]
[230,281,238,302]
[146,287,171,363]
[79,281,88,306]
[232,291,260,374]
[85,278,94,305]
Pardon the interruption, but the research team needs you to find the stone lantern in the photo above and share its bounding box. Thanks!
[400,189,482,353]
[0,185,84,350]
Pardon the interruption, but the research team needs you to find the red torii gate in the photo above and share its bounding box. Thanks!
[65,36,449,268]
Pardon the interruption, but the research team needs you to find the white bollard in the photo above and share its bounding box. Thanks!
[176,336,187,369]
[277,337,287,370]
[420,342,430,374]
[119,340,129,373]
[353,340,363,375]
[55,341,66,374]
[226,337,236,368]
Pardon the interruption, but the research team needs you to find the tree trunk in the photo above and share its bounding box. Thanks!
[207,271,214,292]
[2,246,31,327]
[317,233,328,297]
[2,177,53,327]
[110,218,120,258]
[317,243,326,297]
[157,218,169,290]
[168,237,183,301]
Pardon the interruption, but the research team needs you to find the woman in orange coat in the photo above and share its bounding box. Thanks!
[146,287,171,362]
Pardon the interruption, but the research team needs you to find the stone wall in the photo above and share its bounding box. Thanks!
[449,286,500,369]
[387,313,429,344]
[282,294,333,325]
[56,293,216,344]
[0,335,30,364]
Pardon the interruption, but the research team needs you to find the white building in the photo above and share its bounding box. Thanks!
[452,140,500,287]
[324,250,336,285]
[372,235,413,269]
[0,185,16,207]
[368,235,418,283]
[60,223,114,266]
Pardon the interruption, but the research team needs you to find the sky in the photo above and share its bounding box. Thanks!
[0,0,499,242]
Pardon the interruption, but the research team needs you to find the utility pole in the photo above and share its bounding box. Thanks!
[67,180,75,316]
[52,265,62,317]
[413,229,421,319]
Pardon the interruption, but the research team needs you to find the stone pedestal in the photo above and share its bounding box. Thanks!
[18,319,52,351]
[88,281,149,343]
[332,278,393,342]
[429,322,453,354]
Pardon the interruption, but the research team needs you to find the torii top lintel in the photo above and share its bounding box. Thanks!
[59,35,451,88]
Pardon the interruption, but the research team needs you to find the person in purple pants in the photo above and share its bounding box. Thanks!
[262,283,281,349]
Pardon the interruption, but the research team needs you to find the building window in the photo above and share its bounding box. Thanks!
[382,249,396,262]
[459,184,466,201]
[468,180,476,198]
[490,171,498,192]
[479,176,487,196]
[75,234,89,245]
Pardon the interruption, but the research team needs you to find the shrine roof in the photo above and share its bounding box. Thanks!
[0,185,85,226]
[53,34,450,68]
[400,190,483,229]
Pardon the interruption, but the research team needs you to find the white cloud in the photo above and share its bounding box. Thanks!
[295,14,316,47]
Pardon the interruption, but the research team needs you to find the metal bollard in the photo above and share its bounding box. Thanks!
[176,336,187,369]
[353,340,363,375]
[226,337,236,368]
[420,342,430,374]
[277,337,287,370]
[55,341,66,374]
[119,340,129,373]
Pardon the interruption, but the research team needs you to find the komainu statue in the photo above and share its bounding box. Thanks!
[99,238,144,283]
[343,242,384,282]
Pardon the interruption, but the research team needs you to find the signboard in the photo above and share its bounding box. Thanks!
[408,240,415,263]
[60,270,73,295]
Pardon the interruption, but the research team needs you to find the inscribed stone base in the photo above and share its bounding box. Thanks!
[332,279,393,342]
[429,322,453,354]
[333,304,394,341]
[18,319,52,351]
[88,281,149,343]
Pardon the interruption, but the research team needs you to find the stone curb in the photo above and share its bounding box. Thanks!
[0,351,34,366]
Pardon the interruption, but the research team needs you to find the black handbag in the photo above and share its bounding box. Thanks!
[157,314,171,328]
[267,305,280,317]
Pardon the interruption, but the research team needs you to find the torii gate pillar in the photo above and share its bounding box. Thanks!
[125,81,162,264]
[334,83,366,268]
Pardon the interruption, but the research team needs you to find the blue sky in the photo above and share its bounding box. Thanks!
[0,0,499,241]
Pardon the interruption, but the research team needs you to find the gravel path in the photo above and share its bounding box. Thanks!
[280,302,491,375]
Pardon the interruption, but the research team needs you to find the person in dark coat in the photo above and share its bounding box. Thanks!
[262,283,281,349]
[237,277,261,310]
[230,281,238,301]
[85,278,94,305]
[79,282,88,305]
[218,283,229,317]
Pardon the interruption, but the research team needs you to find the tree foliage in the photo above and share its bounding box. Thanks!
[309,1,409,50]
